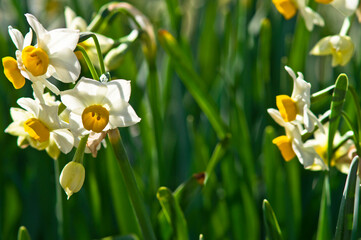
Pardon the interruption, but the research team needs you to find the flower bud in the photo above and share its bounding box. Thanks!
[59,161,85,199]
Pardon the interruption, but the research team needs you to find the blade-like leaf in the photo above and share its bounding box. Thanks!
[157,187,189,240]
[173,172,205,210]
[335,156,359,240]
[328,74,348,165]
[158,29,229,140]
[263,199,283,240]
[17,226,31,240]
[316,175,331,240]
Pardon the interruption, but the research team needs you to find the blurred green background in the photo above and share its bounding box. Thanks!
[1,0,361,239]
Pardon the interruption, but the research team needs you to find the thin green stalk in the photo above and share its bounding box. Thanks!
[108,128,156,240]
[311,85,335,104]
[76,45,99,80]
[54,159,64,240]
[90,34,106,75]
[73,135,89,164]
[341,111,361,155]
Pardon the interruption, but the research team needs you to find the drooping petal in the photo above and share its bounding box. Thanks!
[299,7,324,31]
[267,108,286,127]
[310,36,333,55]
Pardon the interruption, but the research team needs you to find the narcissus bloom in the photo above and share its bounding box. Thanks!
[272,0,324,31]
[3,14,81,94]
[310,35,354,67]
[60,161,85,199]
[5,95,74,160]
[60,77,141,135]
[276,66,322,132]
[268,109,328,170]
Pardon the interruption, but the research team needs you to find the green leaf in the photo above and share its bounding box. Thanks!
[316,175,331,240]
[100,234,139,240]
[158,29,229,140]
[328,74,348,165]
[263,199,283,240]
[335,156,359,240]
[17,226,31,240]
[173,172,205,210]
[157,187,189,240]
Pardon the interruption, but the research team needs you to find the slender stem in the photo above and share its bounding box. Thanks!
[73,135,89,164]
[341,111,361,155]
[54,159,64,240]
[90,34,106,75]
[310,85,335,104]
[339,17,351,36]
[108,128,156,240]
[76,45,99,80]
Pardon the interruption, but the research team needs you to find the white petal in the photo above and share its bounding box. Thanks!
[284,66,296,80]
[8,26,24,50]
[47,28,79,53]
[17,97,40,116]
[303,105,314,132]
[331,0,359,17]
[49,49,80,83]
[109,102,141,128]
[5,121,27,136]
[267,108,286,127]
[64,7,77,28]
[299,7,324,31]
[106,80,131,102]
[9,107,33,121]
[23,29,33,49]
[310,36,333,56]
[25,13,47,41]
[51,129,74,154]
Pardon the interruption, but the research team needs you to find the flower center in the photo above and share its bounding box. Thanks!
[22,46,49,76]
[276,95,297,122]
[82,105,109,133]
[272,0,297,20]
[2,56,25,89]
[272,135,295,161]
[24,118,50,142]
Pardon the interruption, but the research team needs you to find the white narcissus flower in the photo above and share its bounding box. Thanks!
[305,122,354,173]
[3,14,81,94]
[60,77,141,135]
[318,0,360,17]
[310,35,354,67]
[275,66,322,132]
[272,0,324,31]
[5,96,74,160]
[268,109,328,170]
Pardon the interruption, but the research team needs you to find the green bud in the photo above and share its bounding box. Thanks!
[59,161,85,199]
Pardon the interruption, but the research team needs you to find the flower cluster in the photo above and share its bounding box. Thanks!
[272,0,358,66]
[268,66,354,172]
[3,13,141,198]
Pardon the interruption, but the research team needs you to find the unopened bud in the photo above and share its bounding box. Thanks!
[59,161,85,199]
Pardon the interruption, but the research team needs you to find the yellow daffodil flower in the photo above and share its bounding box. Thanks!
[310,35,354,67]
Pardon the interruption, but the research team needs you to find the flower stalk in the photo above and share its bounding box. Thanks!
[108,128,156,240]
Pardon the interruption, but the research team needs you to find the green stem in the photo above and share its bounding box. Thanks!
[76,45,99,80]
[108,128,156,240]
[73,135,89,164]
[90,34,106,75]
[54,159,64,240]
[311,85,335,104]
